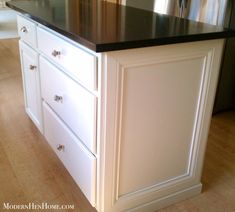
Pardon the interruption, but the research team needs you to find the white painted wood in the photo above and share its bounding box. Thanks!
[97,40,224,212]
[128,184,202,212]
[43,102,96,206]
[17,15,37,48]
[37,27,97,90]
[117,55,204,196]
[40,56,97,154]
[19,41,43,133]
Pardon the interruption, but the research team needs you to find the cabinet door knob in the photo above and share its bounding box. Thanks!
[57,144,64,151]
[54,95,63,103]
[20,26,28,33]
[52,50,61,57]
[29,65,37,70]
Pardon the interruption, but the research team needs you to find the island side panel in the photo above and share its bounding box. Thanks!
[98,39,224,212]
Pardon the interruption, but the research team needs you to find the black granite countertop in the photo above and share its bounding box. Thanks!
[7,0,235,52]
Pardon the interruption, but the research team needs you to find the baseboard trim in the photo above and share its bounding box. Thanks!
[128,184,202,212]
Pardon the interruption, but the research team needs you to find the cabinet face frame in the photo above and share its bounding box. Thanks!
[97,39,224,212]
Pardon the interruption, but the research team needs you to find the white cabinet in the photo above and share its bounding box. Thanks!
[19,41,42,132]
[16,14,225,212]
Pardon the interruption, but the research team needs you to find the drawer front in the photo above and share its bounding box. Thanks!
[37,27,97,90]
[40,57,97,154]
[43,103,96,206]
[17,15,37,48]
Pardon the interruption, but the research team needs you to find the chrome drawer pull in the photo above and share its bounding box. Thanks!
[54,95,63,103]
[52,50,61,57]
[57,144,64,151]
[20,26,28,33]
[29,65,37,70]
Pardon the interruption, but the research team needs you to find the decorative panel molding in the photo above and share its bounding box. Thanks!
[113,52,213,200]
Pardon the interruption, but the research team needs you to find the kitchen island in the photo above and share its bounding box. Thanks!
[7,0,235,211]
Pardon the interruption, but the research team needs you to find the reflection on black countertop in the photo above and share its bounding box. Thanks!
[7,0,235,52]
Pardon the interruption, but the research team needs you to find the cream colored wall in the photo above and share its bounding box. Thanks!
[104,0,120,4]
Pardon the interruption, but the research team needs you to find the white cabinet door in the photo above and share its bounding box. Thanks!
[19,41,42,133]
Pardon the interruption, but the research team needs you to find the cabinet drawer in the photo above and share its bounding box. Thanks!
[40,57,97,154]
[43,103,96,206]
[37,27,97,90]
[17,15,37,48]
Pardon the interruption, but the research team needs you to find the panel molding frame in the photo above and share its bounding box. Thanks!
[113,51,213,201]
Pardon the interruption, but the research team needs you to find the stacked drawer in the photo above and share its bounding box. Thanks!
[17,15,97,207]
[38,26,97,206]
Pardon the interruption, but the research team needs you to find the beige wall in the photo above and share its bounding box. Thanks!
[104,0,120,4]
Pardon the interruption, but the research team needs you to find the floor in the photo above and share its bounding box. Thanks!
[0,39,235,211]
[0,9,18,39]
